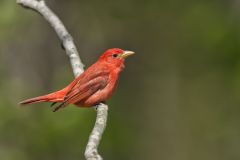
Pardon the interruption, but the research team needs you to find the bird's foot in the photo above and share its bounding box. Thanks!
[94,102,106,111]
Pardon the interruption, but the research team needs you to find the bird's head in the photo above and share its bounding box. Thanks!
[99,48,135,69]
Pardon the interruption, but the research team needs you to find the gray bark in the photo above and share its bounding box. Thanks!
[17,0,108,159]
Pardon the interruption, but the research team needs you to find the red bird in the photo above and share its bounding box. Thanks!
[19,48,135,112]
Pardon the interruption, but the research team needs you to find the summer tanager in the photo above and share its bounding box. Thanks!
[19,48,134,112]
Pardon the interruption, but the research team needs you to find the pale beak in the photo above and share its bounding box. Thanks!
[121,50,135,59]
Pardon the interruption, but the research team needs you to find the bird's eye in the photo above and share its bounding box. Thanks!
[112,54,118,58]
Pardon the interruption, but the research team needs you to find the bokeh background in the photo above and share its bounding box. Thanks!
[0,0,240,159]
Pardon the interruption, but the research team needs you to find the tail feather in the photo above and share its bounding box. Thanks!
[19,89,67,106]
[19,95,52,105]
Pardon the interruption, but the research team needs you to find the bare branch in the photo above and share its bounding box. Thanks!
[17,0,108,159]
[85,103,108,160]
[17,0,84,76]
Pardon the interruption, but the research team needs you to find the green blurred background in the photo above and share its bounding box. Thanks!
[0,0,240,159]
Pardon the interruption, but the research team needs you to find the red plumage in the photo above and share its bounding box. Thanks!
[19,48,134,112]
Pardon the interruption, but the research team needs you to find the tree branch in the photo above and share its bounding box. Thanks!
[17,0,108,159]
[85,103,108,160]
[17,0,84,76]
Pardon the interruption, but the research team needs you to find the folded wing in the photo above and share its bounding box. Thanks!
[53,75,108,112]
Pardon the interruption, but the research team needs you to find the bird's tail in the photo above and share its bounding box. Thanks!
[19,88,67,105]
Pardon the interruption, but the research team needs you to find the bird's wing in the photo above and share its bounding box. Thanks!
[65,62,109,93]
[53,75,108,112]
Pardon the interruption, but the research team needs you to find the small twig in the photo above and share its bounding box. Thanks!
[17,0,108,159]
